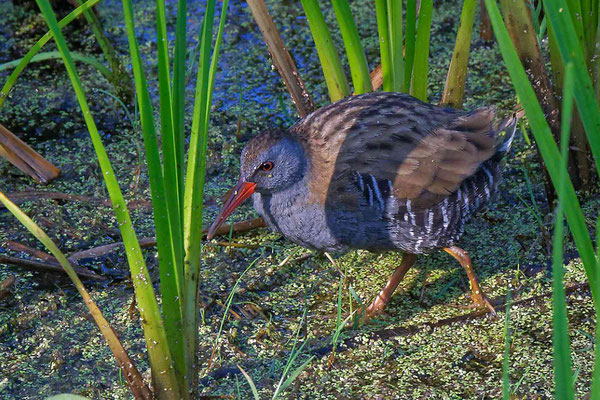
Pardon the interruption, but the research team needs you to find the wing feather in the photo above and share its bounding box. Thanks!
[291,93,499,211]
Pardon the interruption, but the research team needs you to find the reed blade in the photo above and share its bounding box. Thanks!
[552,61,575,400]
[331,0,371,93]
[300,0,350,101]
[404,0,417,91]
[411,0,433,101]
[183,0,229,386]
[441,0,477,108]
[36,0,181,397]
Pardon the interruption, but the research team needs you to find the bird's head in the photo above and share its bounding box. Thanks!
[207,130,306,239]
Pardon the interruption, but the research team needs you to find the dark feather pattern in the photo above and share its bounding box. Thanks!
[242,92,517,254]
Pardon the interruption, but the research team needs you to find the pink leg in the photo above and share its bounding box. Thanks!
[444,246,496,314]
[364,253,418,318]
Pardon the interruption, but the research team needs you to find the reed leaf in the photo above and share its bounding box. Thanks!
[387,0,404,92]
[153,0,189,393]
[172,0,187,218]
[441,0,477,108]
[35,0,180,397]
[374,0,391,91]
[300,0,350,101]
[543,0,600,179]
[331,0,371,93]
[502,290,512,400]
[0,51,111,80]
[411,0,434,101]
[553,61,575,400]
[155,0,186,341]
[183,0,229,384]
[404,0,417,92]
[121,0,190,394]
[484,0,600,315]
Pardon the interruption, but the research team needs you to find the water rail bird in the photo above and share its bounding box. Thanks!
[208,92,518,323]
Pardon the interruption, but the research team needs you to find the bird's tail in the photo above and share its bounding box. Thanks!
[494,109,524,154]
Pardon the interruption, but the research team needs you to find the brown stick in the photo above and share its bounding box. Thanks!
[207,241,261,249]
[0,124,61,184]
[67,218,267,263]
[246,0,315,117]
[0,275,16,301]
[1,190,152,209]
[205,217,266,239]
[0,254,104,281]
[68,237,158,263]
[3,240,56,262]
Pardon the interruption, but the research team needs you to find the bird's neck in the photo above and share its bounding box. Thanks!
[253,172,309,213]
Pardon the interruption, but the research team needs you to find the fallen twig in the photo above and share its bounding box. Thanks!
[205,217,266,238]
[3,240,56,262]
[0,254,104,281]
[1,190,152,209]
[67,218,267,263]
[68,237,157,263]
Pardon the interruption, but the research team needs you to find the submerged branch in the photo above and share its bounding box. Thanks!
[0,254,104,281]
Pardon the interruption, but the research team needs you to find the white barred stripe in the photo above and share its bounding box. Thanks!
[406,199,416,225]
[370,174,384,208]
[462,185,469,216]
[355,171,364,191]
[442,197,450,229]
[472,180,480,210]
[415,237,423,252]
[482,165,494,187]
[426,209,434,234]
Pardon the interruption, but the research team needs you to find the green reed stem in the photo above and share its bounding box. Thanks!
[411,0,433,101]
[331,0,371,93]
[300,0,350,101]
[36,0,180,397]
[553,61,575,400]
[441,0,477,108]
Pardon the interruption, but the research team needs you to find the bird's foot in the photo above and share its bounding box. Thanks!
[448,292,496,316]
[346,300,387,328]
[468,291,497,316]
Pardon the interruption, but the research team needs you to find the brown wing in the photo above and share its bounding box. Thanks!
[389,108,497,209]
[291,93,497,209]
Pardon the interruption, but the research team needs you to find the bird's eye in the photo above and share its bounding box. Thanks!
[260,161,274,171]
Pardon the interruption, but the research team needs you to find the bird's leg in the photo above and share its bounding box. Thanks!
[360,253,417,322]
[443,246,496,315]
